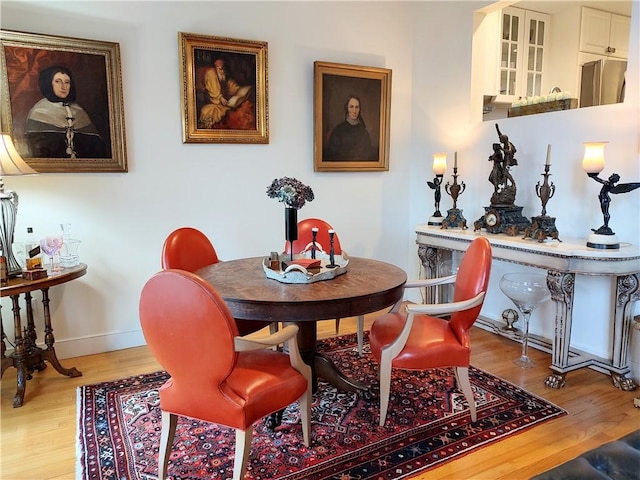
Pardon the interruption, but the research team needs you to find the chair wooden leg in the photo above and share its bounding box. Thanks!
[299,377,312,446]
[269,322,278,334]
[233,426,253,480]
[378,352,393,426]
[455,366,477,422]
[356,315,364,357]
[158,411,178,480]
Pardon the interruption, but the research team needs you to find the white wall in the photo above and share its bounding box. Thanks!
[2,1,639,381]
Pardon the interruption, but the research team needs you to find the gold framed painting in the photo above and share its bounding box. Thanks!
[314,61,391,172]
[179,32,269,144]
[0,29,127,173]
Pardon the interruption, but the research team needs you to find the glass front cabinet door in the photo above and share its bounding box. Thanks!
[499,7,550,101]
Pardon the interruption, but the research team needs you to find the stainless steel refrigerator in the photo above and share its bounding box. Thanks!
[579,58,627,107]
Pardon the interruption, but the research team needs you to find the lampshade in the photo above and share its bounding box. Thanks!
[0,134,37,179]
[582,142,608,174]
[432,153,447,176]
[0,133,37,277]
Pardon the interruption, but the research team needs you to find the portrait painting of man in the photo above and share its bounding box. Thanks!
[178,32,268,144]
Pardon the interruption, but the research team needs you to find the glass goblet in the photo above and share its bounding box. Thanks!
[40,235,64,272]
[499,273,551,368]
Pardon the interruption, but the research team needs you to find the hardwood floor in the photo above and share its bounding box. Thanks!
[1,313,638,480]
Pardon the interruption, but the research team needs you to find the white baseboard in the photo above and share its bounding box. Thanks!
[4,329,147,361]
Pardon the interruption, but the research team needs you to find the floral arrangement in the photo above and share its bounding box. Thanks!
[266,177,314,209]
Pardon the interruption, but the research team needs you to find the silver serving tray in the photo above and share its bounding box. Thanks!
[262,251,349,284]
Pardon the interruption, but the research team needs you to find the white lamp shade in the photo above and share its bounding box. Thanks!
[582,142,608,174]
[432,153,447,175]
[0,134,37,176]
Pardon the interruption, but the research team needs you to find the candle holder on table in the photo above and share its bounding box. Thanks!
[311,227,318,259]
[523,145,561,243]
[327,229,337,268]
[442,152,468,229]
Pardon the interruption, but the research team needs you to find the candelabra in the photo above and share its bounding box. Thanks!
[524,145,561,242]
[442,152,467,229]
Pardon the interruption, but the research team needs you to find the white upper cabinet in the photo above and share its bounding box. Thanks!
[497,7,550,101]
[580,7,630,58]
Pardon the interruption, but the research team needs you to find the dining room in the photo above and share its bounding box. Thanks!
[1,0,639,479]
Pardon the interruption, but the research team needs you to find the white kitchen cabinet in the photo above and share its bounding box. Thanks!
[580,7,630,59]
[496,7,550,102]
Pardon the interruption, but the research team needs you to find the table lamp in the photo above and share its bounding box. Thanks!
[582,141,640,249]
[427,153,446,226]
[0,133,38,277]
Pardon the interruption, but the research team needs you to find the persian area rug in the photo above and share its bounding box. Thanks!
[76,333,566,480]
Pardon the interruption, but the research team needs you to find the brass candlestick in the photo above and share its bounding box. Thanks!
[536,163,555,216]
[523,162,561,242]
[442,165,467,229]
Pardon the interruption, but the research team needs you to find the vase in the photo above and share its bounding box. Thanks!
[285,207,298,259]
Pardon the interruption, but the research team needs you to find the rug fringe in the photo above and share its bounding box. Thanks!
[75,386,84,480]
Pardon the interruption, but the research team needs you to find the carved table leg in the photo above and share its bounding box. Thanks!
[314,354,373,399]
[265,319,374,429]
[418,245,449,304]
[545,373,566,389]
[609,274,639,391]
[38,288,81,378]
[545,272,574,389]
[10,295,28,407]
[287,320,371,396]
[23,291,46,373]
[1,305,12,377]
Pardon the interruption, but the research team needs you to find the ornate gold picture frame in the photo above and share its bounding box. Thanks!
[314,61,391,172]
[0,29,127,173]
[179,32,269,144]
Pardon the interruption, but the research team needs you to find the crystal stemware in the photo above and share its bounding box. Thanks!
[40,235,64,272]
[499,273,551,368]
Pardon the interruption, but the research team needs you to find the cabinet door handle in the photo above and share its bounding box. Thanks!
[606,46,616,54]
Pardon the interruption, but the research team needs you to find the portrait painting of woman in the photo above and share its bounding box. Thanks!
[1,30,127,172]
[25,65,107,159]
[325,94,376,161]
[314,61,391,172]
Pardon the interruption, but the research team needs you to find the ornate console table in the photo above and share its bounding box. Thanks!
[415,225,640,390]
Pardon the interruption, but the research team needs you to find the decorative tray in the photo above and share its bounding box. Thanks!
[262,251,349,284]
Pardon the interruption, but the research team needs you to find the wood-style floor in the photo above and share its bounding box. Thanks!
[1,313,638,480]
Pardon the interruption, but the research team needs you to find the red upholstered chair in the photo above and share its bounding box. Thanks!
[284,218,365,356]
[139,269,312,480]
[161,227,273,336]
[369,236,492,426]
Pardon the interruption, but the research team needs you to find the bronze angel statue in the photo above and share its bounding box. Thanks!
[588,172,640,235]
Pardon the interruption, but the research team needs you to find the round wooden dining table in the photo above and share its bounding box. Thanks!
[196,256,407,396]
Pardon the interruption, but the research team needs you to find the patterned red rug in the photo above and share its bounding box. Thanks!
[76,333,566,480]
